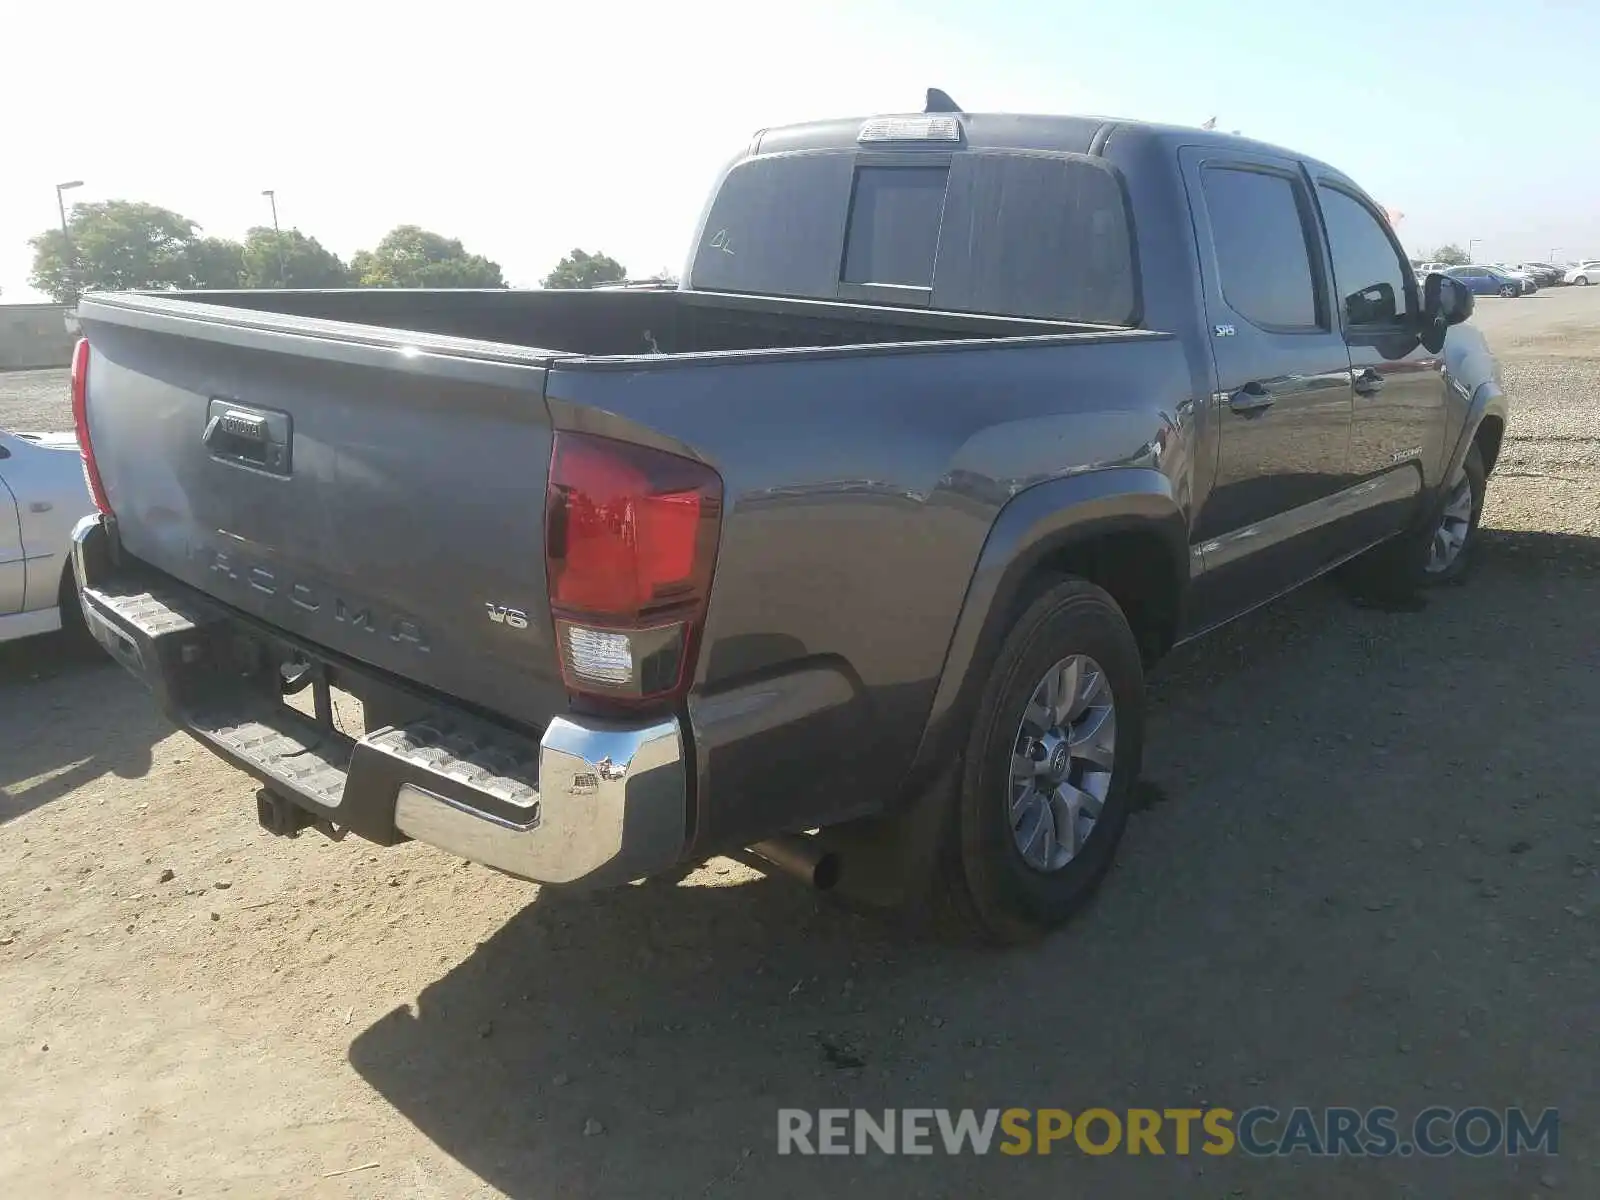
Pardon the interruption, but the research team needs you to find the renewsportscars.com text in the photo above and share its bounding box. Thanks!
[777,1106,1559,1158]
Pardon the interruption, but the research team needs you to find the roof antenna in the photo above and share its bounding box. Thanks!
[925,88,962,114]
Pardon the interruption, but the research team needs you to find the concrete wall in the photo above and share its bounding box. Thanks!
[0,304,76,370]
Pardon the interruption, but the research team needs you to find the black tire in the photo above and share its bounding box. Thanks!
[1419,441,1487,587]
[1344,442,1487,598]
[55,564,96,648]
[1499,284,1517,298]
[1576,276,1590,287]
[933,578,1145,945]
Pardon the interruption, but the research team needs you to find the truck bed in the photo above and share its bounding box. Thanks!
[105,286,1109,362]
[76,285,1169,781]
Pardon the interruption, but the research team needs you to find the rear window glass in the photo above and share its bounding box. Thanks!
[841,167,948,288]
[690,148,1138,326]
[934,152,1135,326]
[687,151,856,299]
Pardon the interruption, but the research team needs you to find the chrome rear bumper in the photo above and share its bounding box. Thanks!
[390,715,685,885]
[72,513,689,887]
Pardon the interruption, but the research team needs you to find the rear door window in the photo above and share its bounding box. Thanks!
[1200,166,1322,330]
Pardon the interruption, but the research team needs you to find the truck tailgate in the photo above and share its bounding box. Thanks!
[78,301,568,729]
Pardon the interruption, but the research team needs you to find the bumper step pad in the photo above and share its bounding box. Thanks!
[73,514,685,886]
[81,574,543,843]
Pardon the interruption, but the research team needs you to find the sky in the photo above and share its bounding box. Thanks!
[4,0,1598,301]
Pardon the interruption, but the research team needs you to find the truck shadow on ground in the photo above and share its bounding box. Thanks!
[0,632,165,825]
[348,528,1598,1199]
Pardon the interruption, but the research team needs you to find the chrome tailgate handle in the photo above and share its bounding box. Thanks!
[203,399,292,475]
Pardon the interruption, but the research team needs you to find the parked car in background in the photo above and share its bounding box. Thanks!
[1515,263,1564,286]
[1,426,96,642]
[1447,264,1527,297]
[1490,265,1538,294]
[1564,261,1600,286]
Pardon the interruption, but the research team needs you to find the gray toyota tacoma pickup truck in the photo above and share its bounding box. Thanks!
[70,102,1506,942]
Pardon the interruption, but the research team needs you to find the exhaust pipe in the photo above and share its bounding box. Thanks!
[746,833,841,892]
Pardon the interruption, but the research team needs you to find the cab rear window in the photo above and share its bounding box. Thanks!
[690,148,1138,326]
[841,167,948,288]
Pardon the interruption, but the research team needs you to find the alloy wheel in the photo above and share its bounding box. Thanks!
[1008,655,1117,872]
[1425,472,1474,574]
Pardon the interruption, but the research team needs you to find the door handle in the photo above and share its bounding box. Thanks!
[1227,381,1275,416]
[1353,368,1385,396]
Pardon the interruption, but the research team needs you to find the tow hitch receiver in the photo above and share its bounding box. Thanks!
[256,788,315,837]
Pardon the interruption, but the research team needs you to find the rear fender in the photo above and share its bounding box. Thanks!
[907,467,1188,781]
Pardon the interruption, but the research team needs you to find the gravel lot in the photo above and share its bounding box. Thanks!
[3,291,1597,1198]
[0,366,73,432]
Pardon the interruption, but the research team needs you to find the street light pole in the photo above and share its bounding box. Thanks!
[1549,247,1560,264]
[1468,238,1482,262]
[55,180,84,299]
[262,189,287,286]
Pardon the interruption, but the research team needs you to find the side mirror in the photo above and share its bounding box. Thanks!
[1419,273,1472,352]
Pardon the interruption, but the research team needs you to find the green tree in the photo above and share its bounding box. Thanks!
[29,200,203,301]
[542,248,627,289]
[1432,243,1469,266]
[350,225,504,288]
[187,236,247,288]
[241,226,351,288]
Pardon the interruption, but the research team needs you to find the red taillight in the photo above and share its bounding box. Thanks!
[70,338,111,514]
[545,431,721,705]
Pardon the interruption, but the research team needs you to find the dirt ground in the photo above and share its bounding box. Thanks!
[3,291,1597,1198]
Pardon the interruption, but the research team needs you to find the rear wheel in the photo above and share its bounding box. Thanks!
[934,578,1145,944]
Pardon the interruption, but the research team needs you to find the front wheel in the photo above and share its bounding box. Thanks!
[1338,442,1487,600]
[934,578,1145,944]
[1499,284,1518,298]
[1419,443,1487,585]
[1576,276,1591,287]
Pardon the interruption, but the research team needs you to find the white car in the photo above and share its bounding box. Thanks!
[1565,261,1600,286]
[1,427,97,642]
